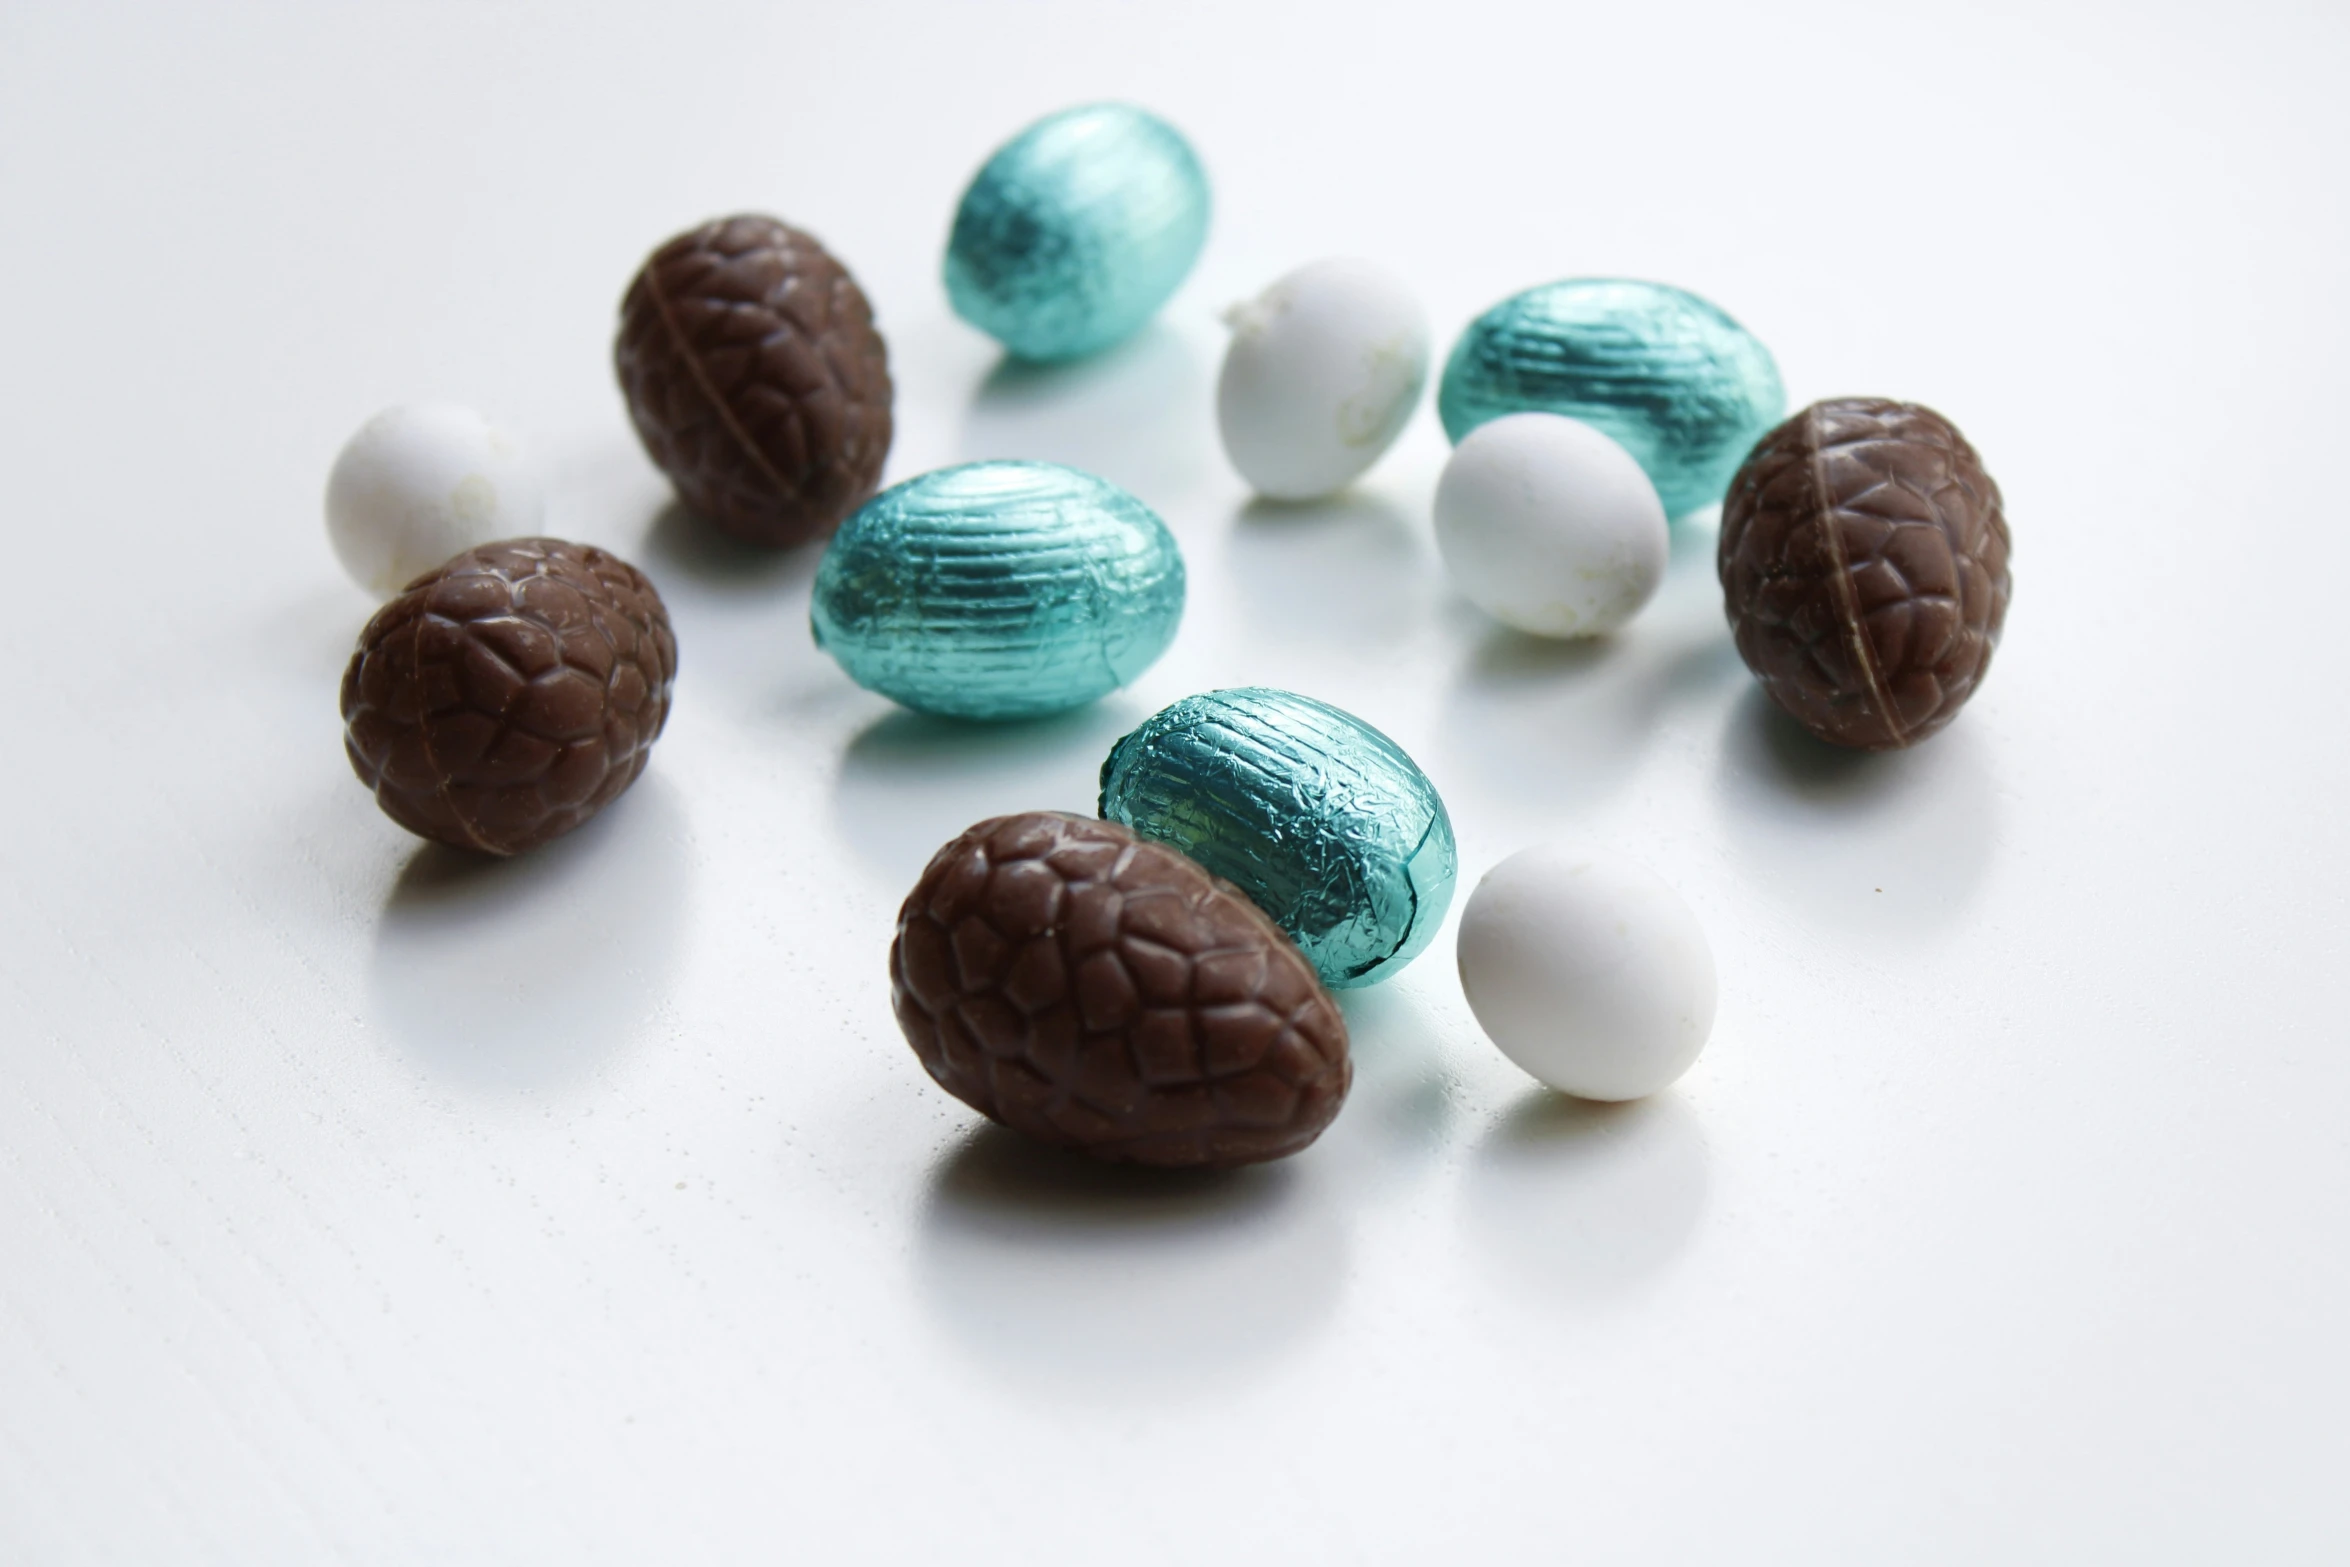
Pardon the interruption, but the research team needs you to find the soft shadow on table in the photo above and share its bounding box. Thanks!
[1460,1090,1709,1309]
[639,500,822,596]
[960,324,1211,500]
[637,499,849,722]
[916,1124,1346,1400]
[1224,492,1438,649]
[1306,982,1460,1200]
[1441,623,1737,818]
[1715,688,1998,936]
[1438,512,1746,819]
[368,778,689,1097]
[831,703,1139,887]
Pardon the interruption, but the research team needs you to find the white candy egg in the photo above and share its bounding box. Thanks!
[1457,844,1718,1101]
[324,403,544,596]
[1433,411,1667,637]
[1216,258,1429,500]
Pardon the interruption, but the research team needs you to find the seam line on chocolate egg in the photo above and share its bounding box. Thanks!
[1807,407,1902,746]
[642,240,800,511]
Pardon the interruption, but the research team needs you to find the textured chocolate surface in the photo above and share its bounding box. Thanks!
[1719,398,2011,750]
[615,214,893,547]
[342,538,677,855]
[891,812,1351,1168]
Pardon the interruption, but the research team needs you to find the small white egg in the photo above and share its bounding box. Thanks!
[1457,844,1718,1101]
[1433,411,1667,637]
[324,403,544,596]
[1216,258,1429,500]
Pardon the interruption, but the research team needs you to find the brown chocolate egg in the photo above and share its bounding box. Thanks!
[614,214,894,547]
[1718,397,2012,750]
[890,812,1351,1169]
[341,538,677,855]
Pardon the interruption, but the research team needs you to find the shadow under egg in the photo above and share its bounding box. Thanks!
[959,323,1211,502]
[633,498,853,726]
[1714,687,2001,937]
[638,500,825,596]
[829,702,1143,890]
[1434,501,1747,825]
[366,776,690,1098]
[913,1124,1347,1402]
[1224,491,1439,652]
[1459,1089,1710,1309]
[1295,980,1461,1202]
[1437,621,1658,819]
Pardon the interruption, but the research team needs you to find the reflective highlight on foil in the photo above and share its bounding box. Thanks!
[1098,688,1457,988]
[1437,278,1785,518]
[812,461,1186,721]
[945,103,1211,362]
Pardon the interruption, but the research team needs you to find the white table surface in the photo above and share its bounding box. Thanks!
[4,1,2346,1560]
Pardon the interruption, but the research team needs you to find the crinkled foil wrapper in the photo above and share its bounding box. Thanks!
[1437,277,1784,517]
[1098,688,1456,988]
[944,103,1210,362]
[812,461,1185,721]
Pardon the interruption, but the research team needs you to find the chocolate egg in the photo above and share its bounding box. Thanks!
[1098,689,1456,989]
[615,214,894,547]
[812,461,1186,721]
[891,812,1350,1168]
[1438,278,1783,518]
[945,103,1210,362]
[341,538,677,855]
[1718,397,2012,750]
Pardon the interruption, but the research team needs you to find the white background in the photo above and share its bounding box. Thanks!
[3,1,2345,1560]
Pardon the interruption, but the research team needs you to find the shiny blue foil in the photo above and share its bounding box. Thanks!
[1437,279,1785,517]
[1098,688,1456,989]
[944,103,1211,362]
[812,461,1186,721]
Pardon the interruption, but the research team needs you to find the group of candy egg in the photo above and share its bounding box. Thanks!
[330,104,2012,1170]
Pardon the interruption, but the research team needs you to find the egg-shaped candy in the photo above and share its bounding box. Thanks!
[812,461,1185,721]
[1434,412,1667,638]
[1098,688,1456,989]
[1457,844,1718,1101]
[325,403,544,597]
[1438,279,1784,518]
[1216,258,1429,500]
[945,103,1211,362]
[342,539,676,856]
[1719,397,2011,749]
[614,214,893,548]
[891,812,1351,1168]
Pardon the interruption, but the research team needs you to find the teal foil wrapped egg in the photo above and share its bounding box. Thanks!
[812,461,1186,721]
[945,103,1211,362]
[1098,689,1456,989]
[1437,279,1785,518]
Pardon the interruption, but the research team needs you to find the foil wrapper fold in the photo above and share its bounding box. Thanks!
[1098,688,1455,988]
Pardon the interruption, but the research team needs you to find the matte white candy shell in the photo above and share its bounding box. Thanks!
[324,403,544,596]
[1433,411,1667,638]
[1216,258,1429,500]
[1457,844,1718,1101]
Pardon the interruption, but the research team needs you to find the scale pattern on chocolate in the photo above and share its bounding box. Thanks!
[342,538,677,855]
[615,214,893,547]
[1719,397,2011,750]
[891,813,1351,1168]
